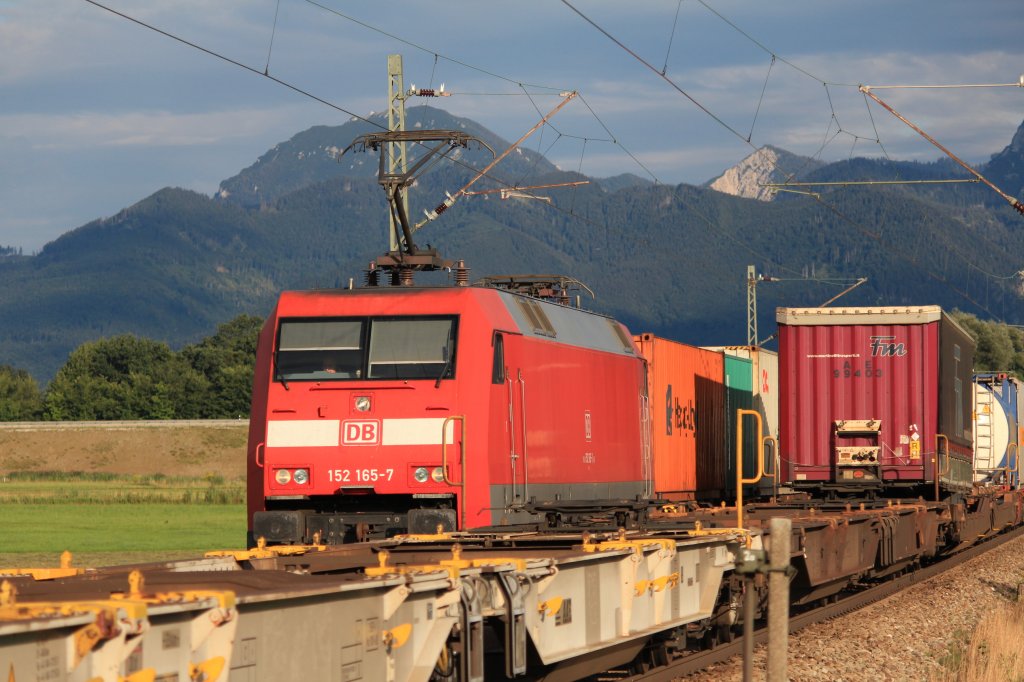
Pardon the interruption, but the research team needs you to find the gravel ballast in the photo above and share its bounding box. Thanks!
[683,533,1024,681]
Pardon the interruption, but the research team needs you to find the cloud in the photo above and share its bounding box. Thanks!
[577,49,1024,166]
[3,0,1022,253]
[0,104,320,149]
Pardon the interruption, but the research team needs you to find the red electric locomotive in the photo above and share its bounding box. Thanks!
[246,282,650,545]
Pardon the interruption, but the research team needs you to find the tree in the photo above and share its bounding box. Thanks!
[44,335,209,420]
[0,365,44,420]
[180,314,263,418]
[951,311,1024,379]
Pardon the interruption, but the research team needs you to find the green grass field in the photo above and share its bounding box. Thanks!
[0,470,245,504]
[0,472,247,568]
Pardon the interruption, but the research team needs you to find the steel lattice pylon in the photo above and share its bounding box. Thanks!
[747,265,758,347]
[387,54,409,252]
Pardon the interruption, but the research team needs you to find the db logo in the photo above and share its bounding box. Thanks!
[342,420,380,445]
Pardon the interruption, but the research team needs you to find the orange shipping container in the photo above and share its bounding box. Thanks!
[634,334,727,500]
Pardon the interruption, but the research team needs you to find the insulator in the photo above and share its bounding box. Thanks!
[365,262,378,287]
[434,202,448,215]
[399,269,414,287]
[1013,199,1024,215]
[454,260,469,287]
[418,89,436,97]
[391,269,402,287]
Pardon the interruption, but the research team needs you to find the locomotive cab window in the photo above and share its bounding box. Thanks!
[274,316,458,382]
[368,318,457,380]
[275,319,365,381]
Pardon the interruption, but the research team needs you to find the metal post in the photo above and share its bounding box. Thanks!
[747,265,758,347]
[742,577,755,682]
[768,517,791,682]
[387,54,408,252]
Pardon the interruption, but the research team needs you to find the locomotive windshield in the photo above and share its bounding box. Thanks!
[275,316,457,382]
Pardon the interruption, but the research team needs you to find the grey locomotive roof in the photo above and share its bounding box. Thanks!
[497,289,635,355]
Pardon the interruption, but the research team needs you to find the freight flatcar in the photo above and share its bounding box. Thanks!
[973,372,1021,486]
[246,284,650,545]
[777,306,975,497]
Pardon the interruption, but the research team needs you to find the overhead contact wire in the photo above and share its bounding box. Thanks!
[80,0,803,281]
[264,0,282,75]
[80,0,555,207]
[694,0,854,86]
[300,0,654,192]
[302,0,566,93]
[560,0,749,146]
[661,0,684,75]
[82,0,375,127]
[812,196,1011,319]
[577,94,661,184]
[748,55,775,142]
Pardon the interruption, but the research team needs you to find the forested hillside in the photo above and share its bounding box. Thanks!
[2,107,1023,384]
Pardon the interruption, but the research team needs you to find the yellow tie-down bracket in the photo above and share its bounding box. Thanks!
[365,544,531,581]
[1,577,149,670]
[393,523,457,542]
[634,572,681,597]
[580,529,677,556]
[108,570,237,612]
[686,520,753,546]
[205,535,327,561]
[0,550,86,581]
[2,572,237,681]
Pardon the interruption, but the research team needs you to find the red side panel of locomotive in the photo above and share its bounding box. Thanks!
[777,306,974,494]
[246,285,648,544]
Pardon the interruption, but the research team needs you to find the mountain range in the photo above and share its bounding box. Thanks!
[3,105,1024,383]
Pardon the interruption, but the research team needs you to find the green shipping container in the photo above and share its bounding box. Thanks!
[723,355,757,493]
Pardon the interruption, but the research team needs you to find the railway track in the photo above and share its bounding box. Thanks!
[616,522,1024,681]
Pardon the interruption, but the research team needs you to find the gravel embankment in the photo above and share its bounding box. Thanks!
[684,533,1024,682]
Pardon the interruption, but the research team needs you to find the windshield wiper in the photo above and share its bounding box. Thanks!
[273,351,290,390]
[434,329,454,389]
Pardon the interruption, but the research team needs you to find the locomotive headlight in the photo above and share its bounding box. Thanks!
[431,467,445,483]
[293,468,309,485]
[274,469,292,485]
[355,396,371,412]
[414,467,430,483]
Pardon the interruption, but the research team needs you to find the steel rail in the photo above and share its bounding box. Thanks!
[619,522,1024,681]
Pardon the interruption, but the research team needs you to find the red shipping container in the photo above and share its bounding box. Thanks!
[777,306,974,494]
[634,334,727,500]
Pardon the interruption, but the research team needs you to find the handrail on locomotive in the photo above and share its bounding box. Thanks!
[441,415,467,529]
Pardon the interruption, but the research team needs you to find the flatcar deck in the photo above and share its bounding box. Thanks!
[2,530,743,682]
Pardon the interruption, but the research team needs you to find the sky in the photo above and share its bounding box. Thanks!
[2,0,1022,252]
